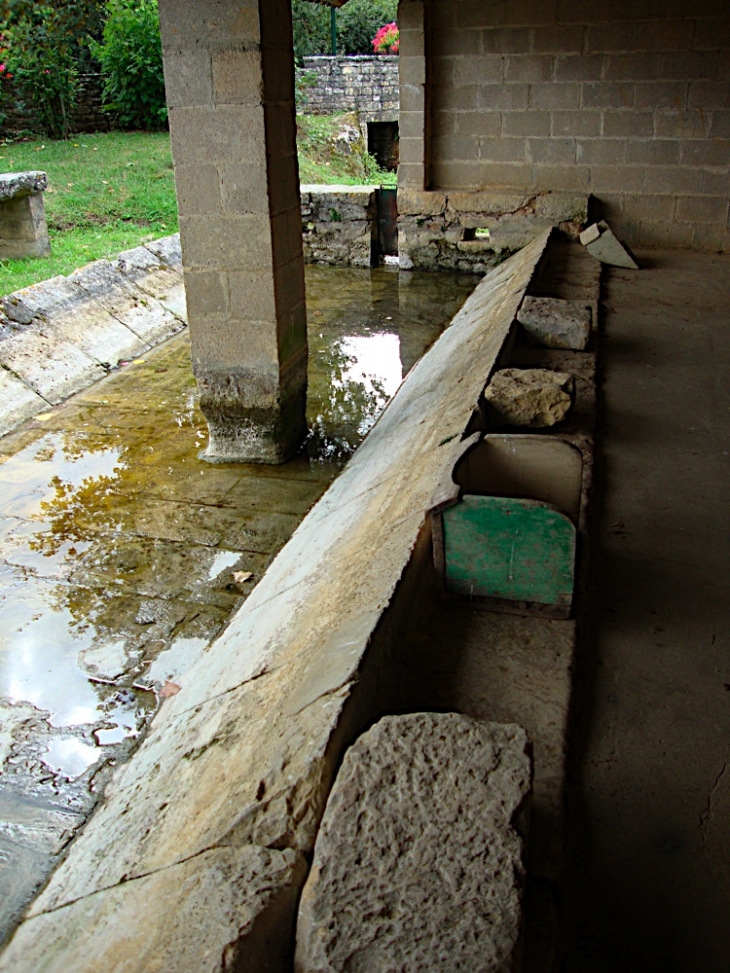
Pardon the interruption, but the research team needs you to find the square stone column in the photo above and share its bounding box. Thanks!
[159,0,308,463]
[398,0,432,191]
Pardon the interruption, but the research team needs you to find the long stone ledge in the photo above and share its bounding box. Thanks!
[0,235,187,439]
[0,230,552,972]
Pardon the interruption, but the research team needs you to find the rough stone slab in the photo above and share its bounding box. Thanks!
[0,171,47,200]
[0,275,147,368]
[115,244,185,309]
[533,193,588,224]
[11,232,551,969]
[69,260,184,347]
[580,221,639,270]
[485,368,574,428]
[517,295,591,351]
[0,299,106,405]
[145,233,182,271]
[0,846,306,973]
[0,368,48,435]
[295,714,530,973]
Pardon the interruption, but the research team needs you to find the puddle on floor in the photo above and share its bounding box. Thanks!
[0,262,478,945]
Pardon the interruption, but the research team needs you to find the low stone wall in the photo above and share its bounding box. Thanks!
[398,189,589,273]
[3,74,111,135]
[301,184,378,268]
[298,55,399,125]
[0,235,186,438]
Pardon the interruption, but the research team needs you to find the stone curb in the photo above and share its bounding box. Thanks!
[0,235,187,439]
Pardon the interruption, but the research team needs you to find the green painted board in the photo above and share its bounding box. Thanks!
[442,495,576,606]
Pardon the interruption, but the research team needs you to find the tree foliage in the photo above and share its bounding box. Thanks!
[292,0,398,61]
[91,0,167,130]
[0,0,104,138]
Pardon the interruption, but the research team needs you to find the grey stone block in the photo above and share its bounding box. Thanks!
[0,846,306,973]
[517,295,591,350]
[296,713,530,973]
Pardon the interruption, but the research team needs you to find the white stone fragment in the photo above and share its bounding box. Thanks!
[485,368,574,428]
[517,295,591,350]
[295,713,531,973]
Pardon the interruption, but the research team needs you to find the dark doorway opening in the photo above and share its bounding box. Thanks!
[367,121,399,171]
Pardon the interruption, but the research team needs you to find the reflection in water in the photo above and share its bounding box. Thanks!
[42,737,99,780]
[0,262,479,945]
[308,332,401,459]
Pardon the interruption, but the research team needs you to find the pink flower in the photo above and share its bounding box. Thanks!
[373,22,399,55]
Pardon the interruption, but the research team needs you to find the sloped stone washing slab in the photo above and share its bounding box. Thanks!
[0,230,551,972]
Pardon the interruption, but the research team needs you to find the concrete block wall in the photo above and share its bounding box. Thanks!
[416,0,730,251]
[298,56,399,124]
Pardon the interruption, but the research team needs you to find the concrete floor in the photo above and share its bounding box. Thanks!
[560,250,730,971]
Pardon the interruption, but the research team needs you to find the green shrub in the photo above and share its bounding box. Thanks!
[92,0,167,130]
[292,0,398,60]
[0,0,102,138]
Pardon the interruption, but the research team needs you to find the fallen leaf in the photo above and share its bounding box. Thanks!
[159,681,181,697]
[132,358,146,364]
[36,413,54,422]
[233,571,254,583]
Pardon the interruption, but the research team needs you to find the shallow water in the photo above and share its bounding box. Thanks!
[0,263,478,944]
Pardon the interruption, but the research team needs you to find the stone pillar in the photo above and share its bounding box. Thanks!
[0,172,51,260]
[159,0,307,463]
[397,0,432,190]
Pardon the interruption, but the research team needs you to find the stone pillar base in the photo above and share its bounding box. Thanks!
[199,382,308,465]
[0,193,51,260]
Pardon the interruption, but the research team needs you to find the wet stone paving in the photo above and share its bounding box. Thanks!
[0,263,477,943]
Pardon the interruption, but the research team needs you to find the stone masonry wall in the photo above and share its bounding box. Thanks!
[298,56,399,124]
[415,0,730,251]
[3,74,111,134]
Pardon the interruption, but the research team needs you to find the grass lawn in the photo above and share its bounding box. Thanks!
[0,119,395,295]
[0,132,177,294]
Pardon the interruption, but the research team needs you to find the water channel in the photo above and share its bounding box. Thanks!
[0,263,478,944]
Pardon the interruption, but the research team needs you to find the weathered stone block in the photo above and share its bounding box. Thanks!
[295,713,531,973]
[0,171,47,200]
[485,368,574,428]
[517,295,591,350]
[0,191,51,260]
[533,191,588,223]
[397,188,447,216]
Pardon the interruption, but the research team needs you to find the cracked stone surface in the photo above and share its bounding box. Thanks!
[295,713,531,973]
[0,846,307,973]
[517,295,592,351]
[485,367,574,428]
